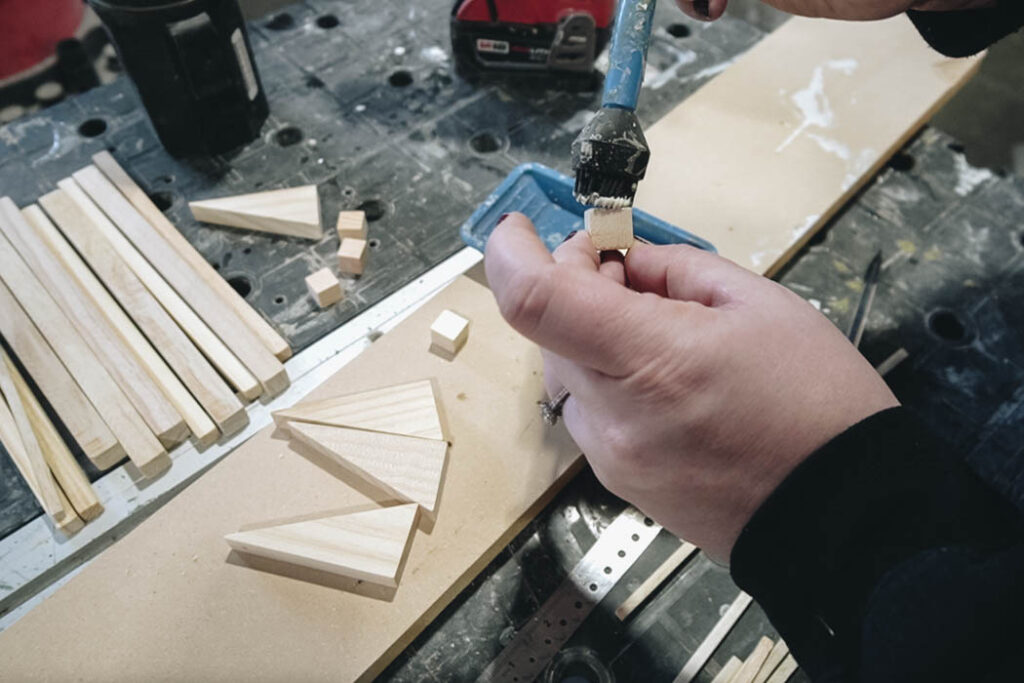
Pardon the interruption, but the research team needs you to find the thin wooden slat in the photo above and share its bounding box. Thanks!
[0,352,66,521]
[0,402,83,536]
[673,592,754,683]
[92,151,292,362]
[710,657,743,683]
[0,226,168,478]
[635,16,983,276]
[732,637,774,683]
[0,198,188,449]
[272,379,445,440]
[225,503,419,587]
[751,640,790,683]
[40,182,261,402]
[615,541,698,620]
[0,280,122,469]
[764,655,798,683]
[26,201,246,443]
[73,167,289,397]
[3,347,103,521]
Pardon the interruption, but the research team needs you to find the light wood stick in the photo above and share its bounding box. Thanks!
[751,640,790,683]
[615,541,698,620]
[93,152,291,361]
[0,280,121,468]
[24,203,244,444]
[710,657,742,683]
[0,227,168,478]
[673,592,753,683]
[3,347,103,521]
[0,198,188,448]
[731,637,774,683]
[764,655,797,683]
[73,167,289,397]
[41,182,261,402]
[0,353,66,521]
[0,409,83,536]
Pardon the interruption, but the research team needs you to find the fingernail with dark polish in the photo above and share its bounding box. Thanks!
[496,213,511,227]
[694,0,710,18]
[561,230,578,244]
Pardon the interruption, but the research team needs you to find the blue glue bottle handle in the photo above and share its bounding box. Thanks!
[602,0,658,111]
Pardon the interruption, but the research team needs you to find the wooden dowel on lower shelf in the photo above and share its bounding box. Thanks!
[0,423,83,536]
[751,640,790,683]
[673,592,754,683]
[732,637,774,683]
[616,541,698,620]
[3,348,103,521]
[0,353,66,521]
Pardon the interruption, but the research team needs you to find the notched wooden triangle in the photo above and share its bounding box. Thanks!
[224,503,419,587]
[272,379,445,441]
[189,185,322,239]
[289,422,448,519]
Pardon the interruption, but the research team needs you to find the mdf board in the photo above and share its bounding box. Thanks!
[73,167,289,398]
[32,194,245,442]
[0,277,583,681]
[634,16,983,277]
[92,151,292,362]
[0,228,168,477]
[0,280,121,468]
[0,198,188,449]
[21,205,223,447]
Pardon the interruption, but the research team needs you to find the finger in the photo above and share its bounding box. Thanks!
[485,213,656,377]
[674,0,728,21]
[625,242,755,307]
[552,230,599,271]
[542,349,608,402]
[598,250,626,286]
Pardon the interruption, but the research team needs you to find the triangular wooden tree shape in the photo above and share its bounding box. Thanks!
[224,503,419,587]
[289,422,447,519]
[189,185,322,239]
[272,379,445,441]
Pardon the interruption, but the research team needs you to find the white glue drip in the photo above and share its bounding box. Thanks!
[776,59,858,153]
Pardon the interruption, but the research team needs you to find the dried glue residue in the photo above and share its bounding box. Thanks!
[952,153,994,196]
[645,43,697,90]
[776,59,858,153]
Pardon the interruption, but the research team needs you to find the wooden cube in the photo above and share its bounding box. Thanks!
[430,310,469,355]
[336,210,368,241]
[584,207,634,251]
[337,238,368,275]
[305,267,342,307]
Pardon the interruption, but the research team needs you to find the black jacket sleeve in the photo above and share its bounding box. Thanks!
[908,2,1024,57]
[730,407,1024,682]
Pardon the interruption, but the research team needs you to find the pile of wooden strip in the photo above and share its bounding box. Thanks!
[0,151,293,534]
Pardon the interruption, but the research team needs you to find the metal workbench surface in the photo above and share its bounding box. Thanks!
[2,1,1024,681]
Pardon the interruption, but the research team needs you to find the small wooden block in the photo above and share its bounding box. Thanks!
[336,211,368,240]
[584,207,634,251]
[337,238,368,276]
[430,310,469,355]
[225,503,419,587]
[189,185,322,240]
[272,379,445,440]
[305,268,342,308]
[289,422,448,519]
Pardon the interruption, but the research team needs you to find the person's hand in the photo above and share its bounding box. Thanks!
[675,0,995,23]
[485,214,899,563]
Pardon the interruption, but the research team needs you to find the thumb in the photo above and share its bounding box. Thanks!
[625,242,757,307]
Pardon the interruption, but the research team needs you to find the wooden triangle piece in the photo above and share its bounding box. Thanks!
[289,422,447,518]
[272,379,445,441]
[189,185,322,239]
[225,503,418,587]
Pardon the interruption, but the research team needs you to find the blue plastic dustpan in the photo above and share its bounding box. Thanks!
[460,163,715,253]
